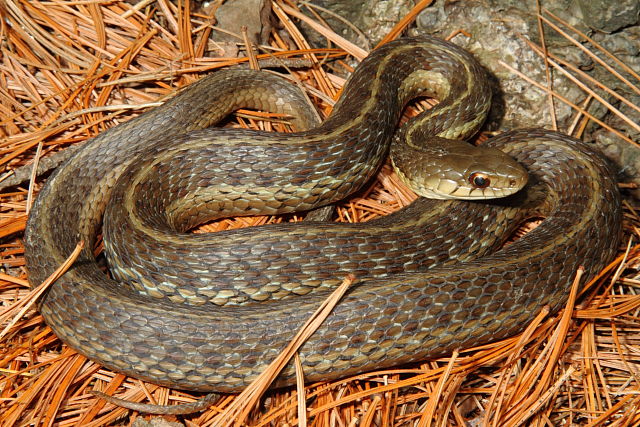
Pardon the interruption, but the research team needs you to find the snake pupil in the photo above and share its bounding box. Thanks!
[470,173,490,189]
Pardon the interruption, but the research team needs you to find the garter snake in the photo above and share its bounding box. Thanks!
[24,37,621,392]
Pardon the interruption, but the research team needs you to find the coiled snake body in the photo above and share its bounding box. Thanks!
[24,37,621,392]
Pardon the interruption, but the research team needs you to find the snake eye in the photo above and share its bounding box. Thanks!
[469,172,490,189]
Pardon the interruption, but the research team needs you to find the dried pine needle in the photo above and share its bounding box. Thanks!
[0,1,638,426]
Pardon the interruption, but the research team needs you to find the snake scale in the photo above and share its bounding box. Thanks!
[24,36,621,392]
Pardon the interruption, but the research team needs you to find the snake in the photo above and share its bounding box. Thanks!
[23,36,621,393]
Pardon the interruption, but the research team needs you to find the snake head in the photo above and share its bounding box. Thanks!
[391,138,529,200]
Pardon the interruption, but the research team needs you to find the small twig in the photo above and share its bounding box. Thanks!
[90,390,220,415]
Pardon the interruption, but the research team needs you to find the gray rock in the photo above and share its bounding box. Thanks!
[576,0,640,33]
[295,0,411,47]
[412,0,639,191]
[355,0,413,44]
[213,0,271,44]
[275,0,640,191]
[415,1,566,130]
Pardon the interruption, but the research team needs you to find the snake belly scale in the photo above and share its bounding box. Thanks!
[24,37,621,392]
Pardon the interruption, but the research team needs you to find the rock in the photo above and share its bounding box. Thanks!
[262,0,640,191]
[205,0,272,56]
[415,0,569,131]
[576,0,640,33]
[412,0,639,191]
[295,0,411,48]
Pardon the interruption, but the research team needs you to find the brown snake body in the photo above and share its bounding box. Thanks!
[24,37,621,392]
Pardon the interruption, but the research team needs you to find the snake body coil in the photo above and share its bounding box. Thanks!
[24,37,621,392]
